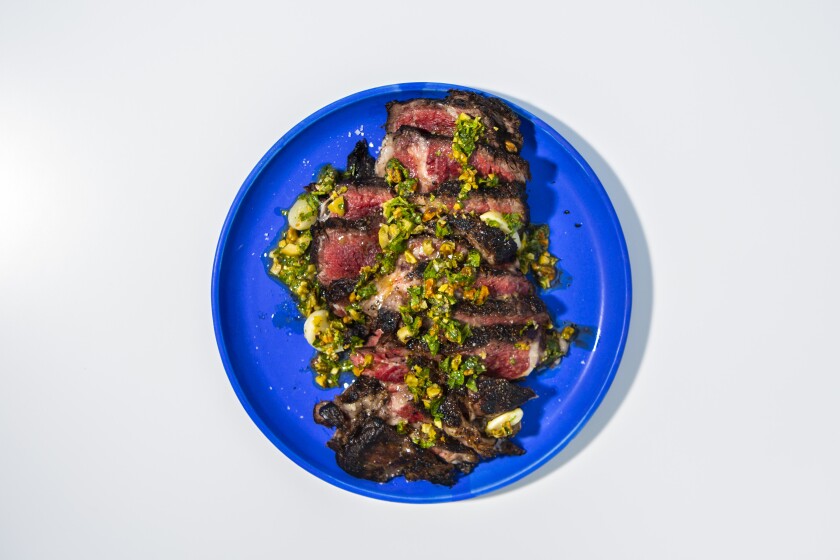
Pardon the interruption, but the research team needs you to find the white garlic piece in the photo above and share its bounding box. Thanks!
[485,408,524,438]
[287,197,316,231]
[480,211,520,248]
[479,211,511,234]
[303,310,329,348]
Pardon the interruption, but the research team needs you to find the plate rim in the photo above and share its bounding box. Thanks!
[211,82,632,503]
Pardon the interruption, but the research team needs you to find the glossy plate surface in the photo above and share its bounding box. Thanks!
[212,83,631,503]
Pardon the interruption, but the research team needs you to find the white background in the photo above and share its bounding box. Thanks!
[2,1,839,558]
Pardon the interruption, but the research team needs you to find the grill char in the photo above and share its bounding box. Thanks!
[453,295,550,328]
[312,376,456,484]
[345,139,377,181]
[447,214,518,265]
[313,371,534,483]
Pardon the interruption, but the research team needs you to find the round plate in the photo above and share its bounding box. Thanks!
[212,83,631,503]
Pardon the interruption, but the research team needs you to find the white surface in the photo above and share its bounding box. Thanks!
[2,1,839,558]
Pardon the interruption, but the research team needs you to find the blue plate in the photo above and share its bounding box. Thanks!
[212,83,631,503]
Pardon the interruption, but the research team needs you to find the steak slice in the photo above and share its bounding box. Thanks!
[310,217,381,285]
[470,376,537,417]
[411,181,529,224]
[350,343,410,382]
[313,375,459,485]
[453,295,550,328]
[448,214,518,265]
[447,90,524,151]
[437,395,525,458]
[386,90,523,152]
[429,438,481,473]
[357,324,546,380]
[313,374,388,426]
[375,127,530,192]
[438,378,536,427]
[420,324,546,380]
[473,267,535,298]
[314,374,530,481]
[315,180,392,221]
[325,237,523,321]
[365,263,534,312]
[331,415,457,485]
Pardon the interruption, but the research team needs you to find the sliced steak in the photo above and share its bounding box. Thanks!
[464,377,536,419]
[315,362,533,479]
[468,325,544,380]
[358,323,545,381]
[314,374,389,426]
[357,257,421,321]
[416,324,546,380]
[405,236,472,262]
[447,90,524,151]
[331,415,458,485]
[383,381,427,424]
[352,326,545,380]
[353,261,534,327]
[314,375,416,428]
[313,375,458,485]
[386,90,524,152]
[315,180,391,221]
[436,393,525,458]
[412,181,529,224]
[448,214,518,265]
[453,295,550,328]
[311,217,381,285]
[430,438,481,473]
[350,344,410,383]
[473,267,535,298]
[375,127,530,192]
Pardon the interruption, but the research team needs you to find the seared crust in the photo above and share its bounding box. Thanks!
[448,214,518,265]
[453,295,550,328]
